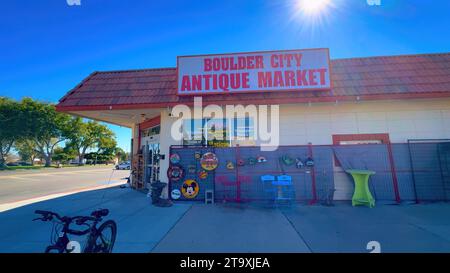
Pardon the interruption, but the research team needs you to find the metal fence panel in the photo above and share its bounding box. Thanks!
[168,142,449,204]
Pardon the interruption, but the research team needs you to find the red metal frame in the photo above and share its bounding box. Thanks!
[235,145,241,203]
[137,116,161,150]
[308,143,318,205]
[139,116,161,130]
[332,133,401,203]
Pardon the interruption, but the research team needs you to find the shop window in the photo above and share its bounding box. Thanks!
[182,118,255,147]
[141,125,160,138]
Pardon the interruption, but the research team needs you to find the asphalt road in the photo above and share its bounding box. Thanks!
[0,166,129,204]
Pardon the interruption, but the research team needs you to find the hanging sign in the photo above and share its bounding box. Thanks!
[177,48,331,95]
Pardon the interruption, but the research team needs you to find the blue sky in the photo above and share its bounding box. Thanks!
[1,0,450,152]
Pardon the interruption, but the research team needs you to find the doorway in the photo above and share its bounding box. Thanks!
[143,136,161,191]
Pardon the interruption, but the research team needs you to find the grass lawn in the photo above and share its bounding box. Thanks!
[0,164,113,171]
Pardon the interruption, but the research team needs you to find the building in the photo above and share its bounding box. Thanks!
[56,49,450,204]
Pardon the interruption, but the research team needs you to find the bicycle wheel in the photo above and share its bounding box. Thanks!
[88,220,117,253]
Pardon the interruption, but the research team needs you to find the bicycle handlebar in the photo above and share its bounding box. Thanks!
[34,210,64,222]
[34,209,106,224]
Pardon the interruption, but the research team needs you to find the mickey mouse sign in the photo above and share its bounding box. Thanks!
[181,179,199,199]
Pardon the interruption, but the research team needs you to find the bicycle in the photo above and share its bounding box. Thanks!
[33,209,117,253]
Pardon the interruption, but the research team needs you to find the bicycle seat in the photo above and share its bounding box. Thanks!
[91,209,109,218]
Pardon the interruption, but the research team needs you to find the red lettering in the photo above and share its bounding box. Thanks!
[181,76,191,91]
[296,70,309,86]
[204,59,212,72]
[238,57,246,70]
[242,73,250,88]
[203,74,212,90]
[246,56,255,69]
[285,54,294,67]
[255,56,264,69]
[274,71,284,87]
[230,73,241,89]
[294,54,303,67]
[191,75,202,91]
[230,57,238,70]
[212,74,218,89]
[221,57,229,70]
[284,70,295,86]
[309,70,318,86]
[212,59,220,71]
[270,55,278,68]
[317,68,327,85]
[278,55,284,68]
[219,74,229,91]
[258,71,273,88]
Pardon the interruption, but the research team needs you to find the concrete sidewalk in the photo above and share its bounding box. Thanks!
[152,204,311,253]
[1,185,450,253]
[153,202,450,253]
[0,187,191,253]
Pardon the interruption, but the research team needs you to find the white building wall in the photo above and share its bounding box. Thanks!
[158,109,183,198]
[278,99,450,145]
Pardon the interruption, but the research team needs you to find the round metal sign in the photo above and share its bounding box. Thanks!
[171,189,181,200]
[167,165,185,182]
[200,152,218,171]
[181,179,199,199]
[169,153,181,164]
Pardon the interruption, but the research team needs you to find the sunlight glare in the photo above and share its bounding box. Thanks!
[296,0,331,15]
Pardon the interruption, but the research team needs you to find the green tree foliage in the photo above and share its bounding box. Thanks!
[0,97,122,169]
[14,139,39,165]
[52,146,77,164]
[0,97,23,167]
[114,147,128,162]
[20,98,74,167]
[66,119,117,165]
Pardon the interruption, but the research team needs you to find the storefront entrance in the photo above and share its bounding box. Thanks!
[143,141,161,190]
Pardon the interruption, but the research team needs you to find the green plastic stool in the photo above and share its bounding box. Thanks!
[346,169,376,208]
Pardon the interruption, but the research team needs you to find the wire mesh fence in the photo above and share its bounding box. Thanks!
[168,141,450,204]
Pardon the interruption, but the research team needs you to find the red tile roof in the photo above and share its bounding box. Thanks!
[56,52,450,111]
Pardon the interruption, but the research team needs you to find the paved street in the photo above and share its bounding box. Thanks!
[0,166,129,206]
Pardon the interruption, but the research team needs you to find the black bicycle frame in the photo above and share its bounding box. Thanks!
[46,218,99,253]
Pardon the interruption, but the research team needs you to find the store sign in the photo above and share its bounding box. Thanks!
[177,48,331,95]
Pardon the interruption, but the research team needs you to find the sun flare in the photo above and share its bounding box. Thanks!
[296,0,331,15]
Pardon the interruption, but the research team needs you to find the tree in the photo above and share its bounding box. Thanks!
[14,139,39,165]
[52,146,77,164]
[67,119,116,165]
[114,147,128,162]
[0,97,23,168]
[20,98,74,167]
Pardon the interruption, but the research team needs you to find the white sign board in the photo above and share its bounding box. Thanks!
[177,48,331,95]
